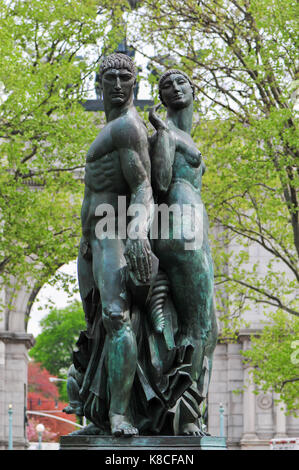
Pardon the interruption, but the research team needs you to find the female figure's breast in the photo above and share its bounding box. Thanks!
[172,150,203,193]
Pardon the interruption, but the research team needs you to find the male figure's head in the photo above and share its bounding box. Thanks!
[99,53,137,107]
[158,69,195,109]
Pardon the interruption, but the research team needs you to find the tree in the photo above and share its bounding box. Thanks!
[122,0,299,409]
[242,310,299,415]
[28,360,60,398]
[26,417,57,443]
[0,0,123,303]
[29,301,86,376]
[3,0,297,411]
[129,0,298,321]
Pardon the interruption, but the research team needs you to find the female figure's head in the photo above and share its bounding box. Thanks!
[158,69,195,109]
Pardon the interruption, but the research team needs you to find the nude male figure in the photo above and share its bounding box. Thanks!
[78,53,153,436]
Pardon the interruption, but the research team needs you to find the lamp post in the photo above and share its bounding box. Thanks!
[36,423,45,450]
[8,404,13,450]
[219,403,225,438]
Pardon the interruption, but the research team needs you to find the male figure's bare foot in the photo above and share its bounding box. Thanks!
[180,422,206,436]
[110,413,139,437]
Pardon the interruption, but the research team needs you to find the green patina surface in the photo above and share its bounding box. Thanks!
[64,57,218,439]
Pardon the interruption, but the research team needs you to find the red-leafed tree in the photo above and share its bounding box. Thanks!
[28,361,59,399]
[27,361,77,441]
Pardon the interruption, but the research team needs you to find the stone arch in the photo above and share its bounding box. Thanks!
[0,279,36,449]
[0,260,75,449]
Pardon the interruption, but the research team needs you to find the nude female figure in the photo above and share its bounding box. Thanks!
[149,69,218,436]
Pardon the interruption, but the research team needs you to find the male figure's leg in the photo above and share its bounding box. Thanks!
[91,237,138,436]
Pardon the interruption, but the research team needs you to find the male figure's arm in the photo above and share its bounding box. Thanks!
[149,105,175,195]
[113,123,154,283]
[86,123,115,162]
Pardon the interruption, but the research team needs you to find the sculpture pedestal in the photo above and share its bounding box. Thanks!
[60,435,227,451]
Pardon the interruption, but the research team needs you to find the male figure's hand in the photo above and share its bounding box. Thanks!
[149,103,168,131]
[124,237,152,284]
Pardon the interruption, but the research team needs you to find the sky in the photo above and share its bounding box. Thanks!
[27,261,80,338]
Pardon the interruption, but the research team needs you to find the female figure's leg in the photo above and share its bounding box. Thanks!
[154,185,217,433]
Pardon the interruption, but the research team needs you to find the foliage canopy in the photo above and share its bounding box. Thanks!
[0,0,123,298]
[127,0,299,410]
[128,0,299,327]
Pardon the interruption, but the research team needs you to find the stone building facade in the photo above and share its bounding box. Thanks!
[208,332,298,450]
[207,237,299,449]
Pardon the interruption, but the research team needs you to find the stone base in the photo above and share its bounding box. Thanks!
[240,438,271,450]
[0,438,29,450]
[60,435,227,451]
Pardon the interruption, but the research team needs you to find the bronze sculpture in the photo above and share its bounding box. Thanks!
[64,57,218,438]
